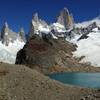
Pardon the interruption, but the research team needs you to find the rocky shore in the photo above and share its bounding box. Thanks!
[48,65,100,73]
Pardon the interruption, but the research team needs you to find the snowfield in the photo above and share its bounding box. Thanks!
[0,40,25,64]
[51,23,67,33]
[73,28,100,67]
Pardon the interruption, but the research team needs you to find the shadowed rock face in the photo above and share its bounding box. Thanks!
[16,33,97,74]
[16,34,77,73]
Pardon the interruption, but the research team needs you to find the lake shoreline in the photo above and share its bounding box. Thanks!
[48,66,100,74]
[47,66,100,99]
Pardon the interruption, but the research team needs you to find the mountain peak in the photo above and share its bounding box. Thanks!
[20,27,25,33]
[32,13,39,22]
[4,22,9,28]
[57,7,74,29]
[63,7,69,14]
[18,27,26,42]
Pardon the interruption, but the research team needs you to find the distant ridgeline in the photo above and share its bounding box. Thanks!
[0,22,26,46]
[0,7,100,47]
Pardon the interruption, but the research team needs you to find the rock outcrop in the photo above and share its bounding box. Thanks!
[16,34,77,73]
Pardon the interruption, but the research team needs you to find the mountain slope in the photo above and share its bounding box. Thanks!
[0,63,95,100]
[73,28,100,67]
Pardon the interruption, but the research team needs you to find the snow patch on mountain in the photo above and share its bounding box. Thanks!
[31,19,50,35]
[73,28,100,67]
[51,33,58,39]
[38,24,50,33]
[51,23,67,33]
[75,17,100,28]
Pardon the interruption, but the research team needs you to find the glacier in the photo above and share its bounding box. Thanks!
[0,40,25,64]
[73,28,100,67]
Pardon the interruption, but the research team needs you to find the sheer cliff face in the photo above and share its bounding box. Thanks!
[57,8,74,29]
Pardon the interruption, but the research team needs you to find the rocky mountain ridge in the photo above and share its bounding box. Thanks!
[15,7,100,73]
[28,8,74,40]
[0,22,26,46]
[28,8,100,43]
[0,7,100,66]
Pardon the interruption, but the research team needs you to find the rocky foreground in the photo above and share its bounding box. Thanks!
[0,63,100,100]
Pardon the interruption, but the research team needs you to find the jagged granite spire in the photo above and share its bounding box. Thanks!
[28,13,49,39]
[32,13,39,22]
[1,22,10,45]
[18,27,26,42]
[57,7,74,29]
[5,22,9,28]
[1,22,17,46]
[28,13,39,38]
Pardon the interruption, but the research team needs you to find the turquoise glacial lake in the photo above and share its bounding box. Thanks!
[49,73,100,88]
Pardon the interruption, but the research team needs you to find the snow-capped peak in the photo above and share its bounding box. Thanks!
[29,9,74,39]
[32,13,39,22]
[32,17,50,34]
[0,22,26,64]
[28,13,51,38]
[17,27,26,42]
[4,22,9,28]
